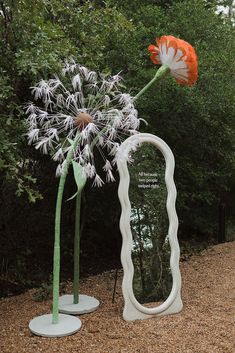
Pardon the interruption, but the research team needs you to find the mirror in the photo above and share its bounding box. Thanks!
[117,133,182,321]
[129,143,172,307]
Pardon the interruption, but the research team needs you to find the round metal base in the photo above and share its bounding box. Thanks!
[59,294,100,315]
[29,313,82,337]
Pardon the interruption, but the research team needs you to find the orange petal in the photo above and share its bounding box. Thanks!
[148,44,161,65]
[148,44,157,52]
[152,35,198,86]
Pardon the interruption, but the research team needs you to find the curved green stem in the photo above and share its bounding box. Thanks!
[52,133,80,324]
[134,64,170,102]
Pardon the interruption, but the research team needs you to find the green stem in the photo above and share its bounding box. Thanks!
[72,127,106,304]
[52,133,80,324]
[73,188,83,304]
[134,64,170,101]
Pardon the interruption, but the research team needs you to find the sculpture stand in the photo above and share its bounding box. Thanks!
[29,314,81,337]
[59,294,99,315]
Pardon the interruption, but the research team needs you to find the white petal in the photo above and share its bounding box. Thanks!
[103,95,110,108]
[118,93,132,105]
[35,138,51,154]
[63,116,74,130]
[106,170,115,182]
[80,128,89,143]
[92,174,104,187]
[53,148,64,162]
[84,163,96,178]
[160,43,167,62]
[172,49,185,63]
[170,60,187,71]
[56,164,63,177]
[27,128,40,144]
[162,46,175,66]
[79,66,89,80]
[83,144,93,158]
[103,160,112,172]
[47,128,59,141]
[95,135,103,147]
[77,92,84,107]
[128,129,139,135]
[87,71,97,82]
[25,103,36,114]
[87,123,99,135]
[56,160,67,177]
[72,74,82,91]
[108,142,120,156]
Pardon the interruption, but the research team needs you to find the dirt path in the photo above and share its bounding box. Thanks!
[0,242,234,353]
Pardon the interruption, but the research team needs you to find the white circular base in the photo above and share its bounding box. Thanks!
[59,294,100,315]
[29,314,82,337]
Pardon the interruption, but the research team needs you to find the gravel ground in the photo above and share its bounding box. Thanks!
[0,241,234,353]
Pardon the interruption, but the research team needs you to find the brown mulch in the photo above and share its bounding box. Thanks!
[0,242,234,353]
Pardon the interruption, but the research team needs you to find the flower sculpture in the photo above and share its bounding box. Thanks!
[27,61,142,337]
[26,35,197,337]
[26,62,140,186]
[148,35,198,86]
[135,35,198,101]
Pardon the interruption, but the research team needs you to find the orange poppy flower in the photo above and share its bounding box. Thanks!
[148,35,198,86]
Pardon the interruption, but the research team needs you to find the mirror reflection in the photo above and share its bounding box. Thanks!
[129,143,172,307]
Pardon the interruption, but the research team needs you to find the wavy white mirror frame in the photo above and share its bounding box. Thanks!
[117,133,183,321]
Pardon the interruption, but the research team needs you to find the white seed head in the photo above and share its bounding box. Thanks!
[26,62,141,186]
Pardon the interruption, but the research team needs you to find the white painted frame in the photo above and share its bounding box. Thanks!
[117,133,183,321]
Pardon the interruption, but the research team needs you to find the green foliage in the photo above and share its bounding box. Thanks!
[0,0,75,202]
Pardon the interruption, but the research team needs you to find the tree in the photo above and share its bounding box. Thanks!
[114,0,235,238]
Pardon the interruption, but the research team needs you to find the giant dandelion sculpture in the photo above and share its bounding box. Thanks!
[26,61,142,337]
[26,35,197,337]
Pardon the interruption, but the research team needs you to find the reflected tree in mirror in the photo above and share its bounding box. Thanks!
[129,143,172,305]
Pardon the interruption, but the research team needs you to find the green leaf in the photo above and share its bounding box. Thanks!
[67,190,79,202]
[71,160,87,196]
[72,161,86,190]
